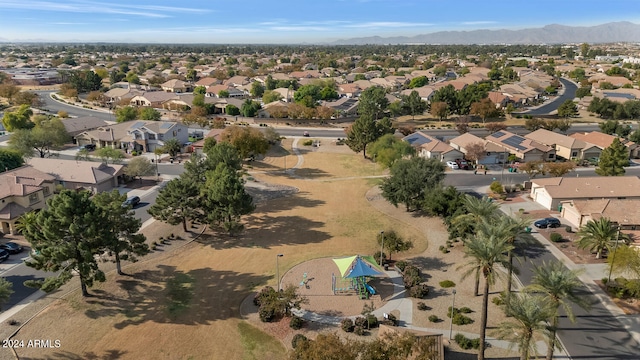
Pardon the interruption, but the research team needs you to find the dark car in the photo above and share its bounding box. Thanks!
[122,195,141,208]
[455,158,469,170]
[534,217,561,229]
[82,144,96,151]
[0,249,9,262]
[0,241,24,254]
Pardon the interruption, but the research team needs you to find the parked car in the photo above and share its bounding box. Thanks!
[0,241,24,254]
[82,144,96,151]
[0,249,9,262]
[446,161,459,169]
[534,217,561,229]
[122,195,141,208]
[455,158,469,170]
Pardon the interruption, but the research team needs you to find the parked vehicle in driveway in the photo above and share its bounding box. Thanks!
[455,158,469,170]
[534,217,561,229]
[122,195,141,208]
[0,241,24,254]
[446,161,459,169]
[0,249,9,262]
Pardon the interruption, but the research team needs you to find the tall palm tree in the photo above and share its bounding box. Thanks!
[451,195,501,296]
[527,261,591,360]
[477,215,532,300]
[459,232,514,360]
[492,292,554,360]
[576,217,618,259]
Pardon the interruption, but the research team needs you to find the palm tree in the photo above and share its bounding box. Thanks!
[477,215,532,300]
[459,232,514,360]
[576,218,618,259]
[527,261,591,360]
[492,292,554,360]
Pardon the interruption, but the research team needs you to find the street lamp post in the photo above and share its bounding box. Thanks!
[379,231,384,267]
[607,226,621,283]
[154,152,159,180]
[276,254,284,290]
[449,289,457,339]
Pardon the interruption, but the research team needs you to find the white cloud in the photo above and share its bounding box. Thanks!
[0,0,207,18]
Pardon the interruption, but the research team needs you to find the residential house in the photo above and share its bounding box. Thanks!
[569,131,639,158]
[195,77,221,87]
[103,87,143,105]
[0,166,56,235]
[560,199,640,233]
[485,130,555,162]
[27,158,124,194]
[76,120,188,153]
[257,101,289,118]
[530,176,640,210]
[161,79,192,93]
[320,97,359,117]
[272,87,294,102]
[449,132,507,165]
[61,116,108,141]
[403,132,463,163]
[130,91,179,108]
[338,83,362,98]
[191,129,225,155]
[400,86,435,102]
[224,76,250,87]
[525,129,601,161]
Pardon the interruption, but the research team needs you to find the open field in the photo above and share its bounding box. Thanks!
[7,140,519,360]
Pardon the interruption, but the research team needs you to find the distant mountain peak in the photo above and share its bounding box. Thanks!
[333,22,640,45]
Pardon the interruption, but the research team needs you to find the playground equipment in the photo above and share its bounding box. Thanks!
[332,255,383,299]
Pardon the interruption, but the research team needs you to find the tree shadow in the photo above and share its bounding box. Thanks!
[23,349,128,360]
[513,235,546,260]
[250,191,325,214]
[245,183,300,204]
[5,273,48,309]
[408,256,453,272]
[292,167,331,179]
[82,265,271,329]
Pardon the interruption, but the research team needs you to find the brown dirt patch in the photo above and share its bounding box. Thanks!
[595,281,640,315]
[539,226,604,265]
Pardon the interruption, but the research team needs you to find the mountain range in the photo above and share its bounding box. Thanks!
[332,22,640,45]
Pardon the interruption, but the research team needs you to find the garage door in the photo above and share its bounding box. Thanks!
[534,189,553,210]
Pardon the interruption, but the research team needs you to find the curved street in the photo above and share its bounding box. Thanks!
[517,77,578,116]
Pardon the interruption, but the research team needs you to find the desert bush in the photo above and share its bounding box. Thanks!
[373,251,387,265]
[453,313,474,325]
[439,245,449,254]
[367,315,378,329]
[354,316,367,328]
[459,307,473,314]
[354,326,366,336]
[417,302,430,311]
[550,232,563,242]
[258,306,276,322]
[566,226,572,233]
[381,313,398,326]
[289,315,304,330]
[395,260,408,272]
[454,333,482,350]
[428,315,440,323]
[409,284,429,298]
[439,280,456,288]
[490,181,504,194]
[302,139,313,146]
[291,334,309,349]
[403,265,422,288]
[341,318,354,332]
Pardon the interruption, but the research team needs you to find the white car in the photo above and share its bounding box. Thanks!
[446,161,459,169]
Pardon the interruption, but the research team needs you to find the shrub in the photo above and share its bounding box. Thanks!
[439,245,449,254]
[454,333,482,350]
[354,316,367,328]
[259,306,276,322]
[302,139,313,146]
[341,318,354,332]
[490,181,504,194]
[373,251,387,265]
[459,307,473,314]
[566,226,573,233]
[403,265,422,288]
[381,313,398,326]
[291,334,308,349]
[550,232,563,242]
[395,260,408,272]
[428,315,440,323]
[367,315,378,329]
[409,284,429,298]
[452,313,474,325]
[417,302,430,311]
[354,325,365,336]
[289,315,304,330]
[439,280,456,288]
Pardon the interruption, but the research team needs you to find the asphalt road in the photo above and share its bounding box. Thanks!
[0,252,57,310]
[518,78,578,116]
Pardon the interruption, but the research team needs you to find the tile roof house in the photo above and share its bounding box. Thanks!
[524,129,601,161]
[61,116,108,137]
[195,77,221,87]
[75,120,188,153]
[400,86,435,102]
[27,158,124,194]
[485,130,555,162]
[530,176,640,210]
[403,132,463,163]
[130,91,179,108]
[560,198,640,232]
[161,79,192,93]
[0,166,56,235]
[569,131,639,158]
[449,132,507,165]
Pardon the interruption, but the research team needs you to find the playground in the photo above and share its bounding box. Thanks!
[280,257,395,316]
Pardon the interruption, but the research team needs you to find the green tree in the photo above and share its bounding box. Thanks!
[577,218,619,259]
[527,261,591,360]
[250,81,265,98]
[149,176,201,232]
[368,133,415,168]
[220,125,269,159]
[93,190,149,275]
[430,101,449,122]
[203,137,217,154]
[458,230,514,360]
[608,245,640,279]
[2,104,34,131]
[124,156,155,182]
[402,91,427,120]
[0,277,13,311]
[493,293,554,360]
[575,86,592,98]
[262,90,282,104]
[193,86,206,95]
[557,100,578,118]
[21,190,108,297]
[226,104,240,116]
[115,106,138,122]
[379,229,413,261]
[201,163,255,235]
[408,76,428,88]
[218,89,230,98]
[358,86,389,121]
[240,99,261,117]
[138,107,161,121]
[345,116,377,159]
[629,129,640,145]
[470,98,499,124]
[0,148,24,171]
[381,157,446,212]
[595,137,629,176]
[95,147,124,164]
[9,118,70,158]
[162,138,181,158]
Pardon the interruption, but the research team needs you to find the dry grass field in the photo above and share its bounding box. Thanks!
[6,139,519,360]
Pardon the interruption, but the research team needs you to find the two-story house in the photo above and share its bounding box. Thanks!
[0,166,56,235]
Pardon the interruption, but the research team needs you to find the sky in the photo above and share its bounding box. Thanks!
[0,0,639,43]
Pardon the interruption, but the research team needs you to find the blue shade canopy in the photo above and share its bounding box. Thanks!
[345,257,384,278]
